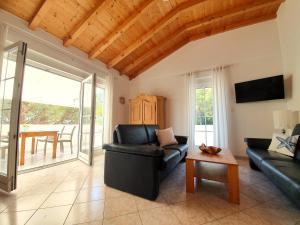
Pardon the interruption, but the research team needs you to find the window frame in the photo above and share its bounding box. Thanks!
[194,76,213,146]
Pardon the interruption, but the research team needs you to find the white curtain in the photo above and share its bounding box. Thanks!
[212,66,230,148]
[0,24,8,76]
[103,73,114,144]
[185,72,196,150]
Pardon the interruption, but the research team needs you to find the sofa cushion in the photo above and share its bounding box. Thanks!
[156,127,178,147]
[292,124,300,161]
[260,159,300,207]
[246,147,292,169]
[145,125,159,144]
[116,125,148,145]
[164,144,188,156]
[161,149,180,170]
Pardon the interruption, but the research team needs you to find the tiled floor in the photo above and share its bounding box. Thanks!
[0,153,299,225]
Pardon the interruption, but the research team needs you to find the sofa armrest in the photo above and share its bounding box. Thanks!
[175,135,188,144]
[244,138,271,150]
[103,144,164,157]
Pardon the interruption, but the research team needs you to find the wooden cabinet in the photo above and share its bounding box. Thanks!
[129,94,166,129]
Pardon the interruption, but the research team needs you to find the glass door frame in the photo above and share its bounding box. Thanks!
[94,83,105,151]
[78,73,96,165]
[0,41,27,192]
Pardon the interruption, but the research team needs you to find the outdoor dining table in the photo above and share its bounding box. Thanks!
[19,131,58,166]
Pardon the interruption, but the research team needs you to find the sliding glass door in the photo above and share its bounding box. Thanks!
[0,42,27,192]
[78,74,96,165]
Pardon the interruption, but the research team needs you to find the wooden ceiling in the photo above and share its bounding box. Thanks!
[0,0,284,79]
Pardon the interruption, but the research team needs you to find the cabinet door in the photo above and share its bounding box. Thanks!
[142,99,156,125]
[130,100,142,124]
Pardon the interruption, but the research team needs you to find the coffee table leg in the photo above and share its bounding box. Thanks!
[186,159,194,193]
[227,164,239,204]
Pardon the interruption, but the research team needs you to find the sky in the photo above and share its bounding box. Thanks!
[3,59,81,108]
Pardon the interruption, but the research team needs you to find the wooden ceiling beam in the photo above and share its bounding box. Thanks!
[29,0,55,30]
[129,38,189,79]
[63,0,107,47]
[107,0,208,68]
[131,13,277,79]
[121,28,187,75]
[89,0,155,59]
[189,13,277,42]
[186,0,283,32]
[123,0,281,76]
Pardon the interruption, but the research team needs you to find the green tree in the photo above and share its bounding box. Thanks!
[195,88,213,125]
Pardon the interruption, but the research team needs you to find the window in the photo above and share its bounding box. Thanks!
[194,83,214,146]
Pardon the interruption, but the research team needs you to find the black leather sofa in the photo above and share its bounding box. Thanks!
[103,124,188,200]
[245,124,300,208]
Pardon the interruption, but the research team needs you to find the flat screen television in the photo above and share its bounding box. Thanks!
[235,75,285,103]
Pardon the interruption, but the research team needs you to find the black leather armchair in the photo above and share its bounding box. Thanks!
[103,124,188,200]
[245,124,300,208]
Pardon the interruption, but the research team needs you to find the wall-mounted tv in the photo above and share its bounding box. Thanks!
[235,75,285,103]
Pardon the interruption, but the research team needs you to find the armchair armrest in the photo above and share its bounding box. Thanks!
[103,144,164,157]
[244,138,271,150]
[175,135,188,145]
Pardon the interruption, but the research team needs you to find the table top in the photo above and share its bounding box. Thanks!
[186,148,238,166]
[19,130,58,136]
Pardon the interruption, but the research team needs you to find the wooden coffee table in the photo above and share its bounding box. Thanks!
[186,148,240,204]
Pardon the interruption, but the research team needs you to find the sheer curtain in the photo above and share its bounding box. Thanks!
[185,72,195,150]
[0,24,8,75]
[103,73,114,144]
[212,66,230,148]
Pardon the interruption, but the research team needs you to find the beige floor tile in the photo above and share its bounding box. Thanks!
[82,176,105,188]
[26,205,71,225]
[211,212,257,225]
[243,201,300,225]
[105,187,133,199]
[55,180,84,192]
[76,187,105,203]
[64,200,104,224]
[135,194,167,211]
[170,199,215,225]
[104,196,138,218]
[103,213,142,225]
[4,194,49,212]
[160,186,195,204]
[72,221,102,225]
[41,190,78,208]
[139,206,181,225]
[0,210,35,225]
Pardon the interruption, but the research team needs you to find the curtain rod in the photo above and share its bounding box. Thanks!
[189,64,232,74]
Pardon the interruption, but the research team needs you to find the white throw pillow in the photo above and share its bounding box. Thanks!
[268,132,299,157]
[155,127,178,147]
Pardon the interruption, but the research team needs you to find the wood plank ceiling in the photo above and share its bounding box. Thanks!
[0,0,284,79]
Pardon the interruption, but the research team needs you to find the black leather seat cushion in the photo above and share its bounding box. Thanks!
[261,159,300,206]
[246,147,292,168]
[292,124,300,160]
[116,125,148,145]
[161,149,180,170]
[164,144,188,156]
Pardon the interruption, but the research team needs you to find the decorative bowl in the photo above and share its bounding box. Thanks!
[199,143,222,154]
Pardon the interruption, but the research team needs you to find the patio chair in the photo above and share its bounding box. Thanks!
[0,134,9,159]
[57,126,76,154]
[36,126,65,155]
[36,126,76,155]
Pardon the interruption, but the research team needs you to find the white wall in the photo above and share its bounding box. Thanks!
[277,0,300,111]
[129,20,286,156]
